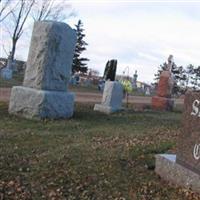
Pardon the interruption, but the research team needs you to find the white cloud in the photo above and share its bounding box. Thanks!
[2,1,200,83]
[67,2,200,82]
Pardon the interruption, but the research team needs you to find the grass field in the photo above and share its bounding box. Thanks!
[0,73,24,88]
[0,73,150,96]
[0,102,199,200]
[0,73,100,94]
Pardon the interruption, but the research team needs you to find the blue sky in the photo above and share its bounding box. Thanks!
[2,1,200,83]
[66,1,200,83]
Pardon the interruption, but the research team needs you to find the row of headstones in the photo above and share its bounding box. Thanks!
[8,21,200,193]
[9,21,124,118]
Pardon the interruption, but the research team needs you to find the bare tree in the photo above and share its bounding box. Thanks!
[0,0,13,22]
[2,0,75,62]
[4,0,35,61]
[31,0,75,21]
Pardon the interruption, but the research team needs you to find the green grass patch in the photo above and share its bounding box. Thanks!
[0,73,24,87]
[0,103,199,199]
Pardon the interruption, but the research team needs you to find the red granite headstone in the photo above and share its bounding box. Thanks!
[152,71,174,111]
[152,55,174,111]
[176,90,200,175]
[152,96,174,111]
[157,71,173,98]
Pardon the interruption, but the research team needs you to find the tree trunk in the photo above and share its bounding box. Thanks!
[11,39,17,62]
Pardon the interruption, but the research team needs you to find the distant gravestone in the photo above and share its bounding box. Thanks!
[145,87,151,95]
[152,55,174,111]
[103,59,117,81]
[1,52,13,80]
[132,70,138,89]
[9,21,76,119]
[94,81,123,114]
[155,90,200,193]
[1,67,12,80]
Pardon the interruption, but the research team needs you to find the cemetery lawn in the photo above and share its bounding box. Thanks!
[0,73,24,88]
[0,73,100,93]
[0,102,199,200]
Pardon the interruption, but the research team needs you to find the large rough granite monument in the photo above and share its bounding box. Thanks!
[152,55,174,111]
[94,81,123,114]
[9,21,76,119]
[155,90,200,193]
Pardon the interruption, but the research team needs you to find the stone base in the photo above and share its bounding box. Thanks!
[94,104,123,114]
[9,86,74,120]
[155,154,200,193]
[152,96,174,111]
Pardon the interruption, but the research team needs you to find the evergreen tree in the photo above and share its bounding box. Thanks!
[154,61,186,95]
[72,20,89,74]
[191,65,200,90]
[154,62,200,94]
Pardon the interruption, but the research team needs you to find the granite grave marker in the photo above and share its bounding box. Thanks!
[152,55,174,111]
[9,21,76,120]
[94,60,123,114]
[155,90,200,193]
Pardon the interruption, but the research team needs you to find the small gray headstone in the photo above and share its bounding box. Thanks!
[1,53,13,80]
[94,81,123,114]
[1,67,12,80]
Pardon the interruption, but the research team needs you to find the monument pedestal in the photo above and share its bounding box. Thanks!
[9,86,74,120]
[155,154,200,193]
[94,104,123,114]
[94,81,123,114]
[152,96,174,111]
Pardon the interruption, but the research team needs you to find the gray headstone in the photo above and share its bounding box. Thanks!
[1,67,12,80]
[1,53,13,80]
[9,21,76,119]
[23,21,76,91]
[94,81,123,114]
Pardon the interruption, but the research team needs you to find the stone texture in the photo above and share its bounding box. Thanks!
[23,21,76,91]
[94,81,123,114]
[155,90,200,193]
[157,71,174,98]
[94,104,121,114]
[152,96,174,111]
[155,154,200,193]
[9,86,74,120]
[152,56,175,111]
[101,81,123,107]
[176,90,200,175]
[9,21,76,119]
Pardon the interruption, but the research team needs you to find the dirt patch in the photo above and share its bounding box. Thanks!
[0,88,183,108]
